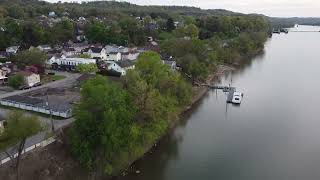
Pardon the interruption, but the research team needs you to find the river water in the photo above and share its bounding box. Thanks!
[117,25,320,180]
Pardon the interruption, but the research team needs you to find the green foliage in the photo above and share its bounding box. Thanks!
[0,111,42,151]
[75,63,98,73]
[69,75,137,171]
[14,49,47,68]
[166,18,175,32]
[70,52,192,175]
[8,74,24,89]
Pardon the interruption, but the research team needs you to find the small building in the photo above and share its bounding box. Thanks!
[6,46,20,55]
[106,52,121,61]
[18,71,41,87]
[62,47,78,57]
[117,60,135,72]
[83,47,107,60]
[104,61,126,76]
[37,45,52,52]
[121,51,140,61]
[0,68,9,84]
[48,11,56,17]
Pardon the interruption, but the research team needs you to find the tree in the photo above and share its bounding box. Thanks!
[0,111,42,180]
[75,63,98,73]
[8,74,24,89]
[166,18,175,32]
[184,24,199,39]
[68,76,137,173]
[14,49,47,69]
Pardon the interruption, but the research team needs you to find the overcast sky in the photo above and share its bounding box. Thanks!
[45,0,320,17]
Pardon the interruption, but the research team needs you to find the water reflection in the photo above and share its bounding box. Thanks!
[117,25,320,180]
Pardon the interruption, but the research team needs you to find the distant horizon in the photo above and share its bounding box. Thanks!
[43,0,320,18]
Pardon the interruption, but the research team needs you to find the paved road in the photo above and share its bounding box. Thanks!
[0,71,80,162]
[0,71,81,99]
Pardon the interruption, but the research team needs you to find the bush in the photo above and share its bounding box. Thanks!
[8,74,24,89]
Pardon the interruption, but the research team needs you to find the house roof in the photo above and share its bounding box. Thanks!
[83,47,103,53]
[117,60,135,68]
[17,71,38,76]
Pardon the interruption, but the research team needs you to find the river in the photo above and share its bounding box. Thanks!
[117,25,320,180]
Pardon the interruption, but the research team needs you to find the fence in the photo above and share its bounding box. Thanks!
[0,136,56,166]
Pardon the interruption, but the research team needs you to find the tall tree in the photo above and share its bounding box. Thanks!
[166,18,175,32]
[0,111,42,180]
[14,49,47,69]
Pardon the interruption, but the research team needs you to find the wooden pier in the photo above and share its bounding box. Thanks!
[203,84,236,103]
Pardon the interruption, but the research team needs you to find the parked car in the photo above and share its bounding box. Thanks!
[48,72,55,75]
[19,85,31,90]
[33,82,42,87]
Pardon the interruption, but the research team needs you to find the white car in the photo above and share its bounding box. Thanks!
[232,91,243,104]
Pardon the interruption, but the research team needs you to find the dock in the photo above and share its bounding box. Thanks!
[202,84,236,103]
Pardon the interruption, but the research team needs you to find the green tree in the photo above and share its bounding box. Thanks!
[68,76,137,173]
[0,111,42,179]
[14,49,47,68]
[184,24,199,39]
[75,63,98,73]
[8,74,24,89]
[166,18,175,32]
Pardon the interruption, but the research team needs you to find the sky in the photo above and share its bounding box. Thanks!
[45,0,320,17]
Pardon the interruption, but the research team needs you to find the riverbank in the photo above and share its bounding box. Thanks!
[0,64,235,180]
[112,64,235,178]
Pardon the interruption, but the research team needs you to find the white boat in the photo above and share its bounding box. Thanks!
[232,91,243,104]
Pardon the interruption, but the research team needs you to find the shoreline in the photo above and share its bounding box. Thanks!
[113,64,235,178]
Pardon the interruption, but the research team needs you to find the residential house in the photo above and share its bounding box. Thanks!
[6,46,20,55]
[117,60,135,72]
[48,11,56,17]
[103,61,126,76]
[0,68,9,84]
[37,45,52,52]
[68,42,89,53]
[121,51,140,61]
[83,47,107,60]
[107,52,122,61]
[18,71,41,87]
[62,47,78,57]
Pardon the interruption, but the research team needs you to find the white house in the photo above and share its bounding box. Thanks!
[48,11,56,17]
[83,47,107,60]
[106,52,122,61]
[121,52,140,61]
[105,61,126,76]
[6,46,20,54]
[37,45,52,52]
[18,71,41,87]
